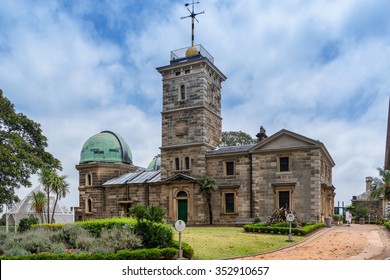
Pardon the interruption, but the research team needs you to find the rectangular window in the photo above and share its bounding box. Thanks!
[180,85,186,100]
[225,193,235,214]
[279,157,289,172]
[225,161,235,176]
[279,191,290,209]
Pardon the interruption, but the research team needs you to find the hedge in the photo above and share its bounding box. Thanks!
[244,223,325,235]
[384,221,390,230]
[170,240,194,259]
[1,247,178,260]
[33,217,138,237]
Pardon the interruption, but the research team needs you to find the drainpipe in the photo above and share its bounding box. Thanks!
[249,153,253,218]
[145,180,150,206]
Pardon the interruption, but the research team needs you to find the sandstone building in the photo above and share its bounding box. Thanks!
[75,43,335,224]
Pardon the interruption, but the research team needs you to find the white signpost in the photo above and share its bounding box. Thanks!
[174,220,186,259]
[286,213,295,242]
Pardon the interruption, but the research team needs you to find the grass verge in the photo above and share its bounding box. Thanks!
[173,226,305,260]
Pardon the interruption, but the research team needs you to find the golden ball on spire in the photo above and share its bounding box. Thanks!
[185,46,199,57]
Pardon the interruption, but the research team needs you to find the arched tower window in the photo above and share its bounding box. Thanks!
[175,158,180,170]
[86,198,92,213]
[86,173,92,186]
[179,84,186,100]
[185,157,190,170]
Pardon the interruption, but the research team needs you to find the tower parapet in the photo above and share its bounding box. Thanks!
[170,44,214,64]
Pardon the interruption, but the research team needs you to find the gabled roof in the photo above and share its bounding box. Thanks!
[250,129,335,166]
[163,173,198,183]
[206,129,335,166]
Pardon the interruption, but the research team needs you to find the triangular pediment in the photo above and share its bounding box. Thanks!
[163,173,198,183]
[250,129,321,152]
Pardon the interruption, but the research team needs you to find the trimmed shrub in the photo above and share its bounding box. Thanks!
[18,217,39,232]
[170,240,194,259]
[76,217,137,237]
[33,223,65,231]
[1,247,178,260]
[134,221,173,248]
[244,222,325,235]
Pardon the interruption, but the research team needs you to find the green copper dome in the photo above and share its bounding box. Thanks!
[147,154,161,171]
[80,131,132,164]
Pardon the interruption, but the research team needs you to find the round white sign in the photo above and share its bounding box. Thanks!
[174,220,186,232]
[286,213,295,222]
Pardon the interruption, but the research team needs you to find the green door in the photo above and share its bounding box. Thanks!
[177,199,188,223]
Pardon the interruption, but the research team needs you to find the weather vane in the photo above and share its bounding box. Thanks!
[181,1,205,47]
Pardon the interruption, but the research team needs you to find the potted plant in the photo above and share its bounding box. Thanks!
[332,214,342,225]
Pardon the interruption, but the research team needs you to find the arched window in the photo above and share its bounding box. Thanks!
[86,198,92,213]
[86,173,92,186]
[177,191,188,198]
[175,158,180,170]
[180,84,186,100]
[185,157,190,170]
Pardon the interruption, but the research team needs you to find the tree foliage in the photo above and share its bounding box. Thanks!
[0,89,61,206]
[369,167,390,201]
[38,168,69,224]
[221,131,256,147]
[198,176,216,225]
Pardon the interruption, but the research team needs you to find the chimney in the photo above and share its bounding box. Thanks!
[256,126,268,142]
[365,176,373,191]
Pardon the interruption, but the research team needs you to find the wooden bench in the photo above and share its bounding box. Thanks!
[234,217,255,226]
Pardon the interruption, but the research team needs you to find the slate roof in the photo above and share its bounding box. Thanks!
[207,144,255,155]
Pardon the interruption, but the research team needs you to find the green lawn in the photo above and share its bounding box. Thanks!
[174,226,305,260]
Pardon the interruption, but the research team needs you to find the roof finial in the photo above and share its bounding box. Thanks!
[181,1,204,48]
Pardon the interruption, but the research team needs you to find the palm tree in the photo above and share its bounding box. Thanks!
[38,168,55,223]
[198,176,215,225]
[50,174,69,224]
[38,168,69,223]
[31,191,46,223]
[368,167,390,201]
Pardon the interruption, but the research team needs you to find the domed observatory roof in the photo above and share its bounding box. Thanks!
[147,154,161,171]
[80,131,133,164]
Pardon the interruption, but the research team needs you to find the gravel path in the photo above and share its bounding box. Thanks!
[238,224,390,260]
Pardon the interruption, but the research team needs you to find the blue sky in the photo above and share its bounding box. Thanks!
[1,0,389,210]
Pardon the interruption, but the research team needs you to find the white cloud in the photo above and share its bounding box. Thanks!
[1,0,389,209]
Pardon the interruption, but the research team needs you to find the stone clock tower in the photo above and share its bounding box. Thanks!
[157,45,226,180]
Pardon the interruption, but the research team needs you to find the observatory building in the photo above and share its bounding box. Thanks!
[75,4,335,224]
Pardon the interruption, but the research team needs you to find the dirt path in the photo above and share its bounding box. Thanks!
[238,224,390,260]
